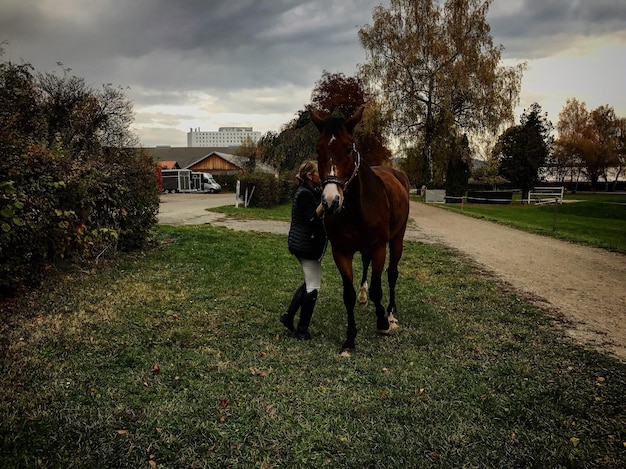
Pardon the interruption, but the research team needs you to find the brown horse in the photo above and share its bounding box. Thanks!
[311,107,410,354]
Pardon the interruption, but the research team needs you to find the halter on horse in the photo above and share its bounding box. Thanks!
[311,107,410,354]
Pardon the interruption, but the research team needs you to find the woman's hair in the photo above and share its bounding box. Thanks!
[295,160,317,184]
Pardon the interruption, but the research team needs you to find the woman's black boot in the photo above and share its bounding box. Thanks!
[280,283,306,332]
[296,289,318,340]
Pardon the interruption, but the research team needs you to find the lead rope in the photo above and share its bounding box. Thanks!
[319,207,329,262]
[343,143,361,193]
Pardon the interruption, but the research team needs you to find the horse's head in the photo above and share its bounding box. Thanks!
[311,106,364,214]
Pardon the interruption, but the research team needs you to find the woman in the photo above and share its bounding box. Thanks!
[281,160,326,340]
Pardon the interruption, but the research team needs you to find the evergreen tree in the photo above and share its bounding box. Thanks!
[494,103,554,201]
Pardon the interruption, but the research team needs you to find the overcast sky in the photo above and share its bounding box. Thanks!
[2,0,625,148]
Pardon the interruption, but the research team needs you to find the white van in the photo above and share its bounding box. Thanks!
[192,172,221,193]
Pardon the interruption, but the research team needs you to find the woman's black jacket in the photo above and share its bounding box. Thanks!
[288,184,327,261]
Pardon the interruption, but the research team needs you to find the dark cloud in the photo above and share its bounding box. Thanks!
[1,0,376,93]
[2,0,624,146]
[489,0,626,58]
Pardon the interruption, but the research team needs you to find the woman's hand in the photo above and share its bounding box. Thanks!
[316,203,325,218]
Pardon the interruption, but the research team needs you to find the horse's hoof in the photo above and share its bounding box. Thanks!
[357,282,368,305]
[341,339,355,354]
[339,349,353,358]
[388,313,399,330]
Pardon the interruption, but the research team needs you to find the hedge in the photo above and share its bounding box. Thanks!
[0,145,159,295]
[237,173,292,208]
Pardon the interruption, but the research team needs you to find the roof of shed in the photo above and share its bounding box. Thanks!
[145,147,276,174]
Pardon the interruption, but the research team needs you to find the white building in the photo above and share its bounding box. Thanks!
[187,126,262,147]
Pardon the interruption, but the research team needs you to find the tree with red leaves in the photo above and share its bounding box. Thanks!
[310,71,392,166]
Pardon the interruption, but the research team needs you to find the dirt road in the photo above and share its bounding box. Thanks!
[158,193,290,234]
[159,193,626,360]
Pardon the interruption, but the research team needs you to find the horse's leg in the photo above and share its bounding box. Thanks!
[369,246,389,334]
[357,253,370,306]
[341,273,357,351]
[333,251,357,353]
[386,235,405,329]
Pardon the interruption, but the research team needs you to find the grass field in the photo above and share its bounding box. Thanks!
[435,192,626,254]
[212,192,626,254]
[1,225,625,468]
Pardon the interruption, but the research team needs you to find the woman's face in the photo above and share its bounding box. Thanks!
[309,165,322,188]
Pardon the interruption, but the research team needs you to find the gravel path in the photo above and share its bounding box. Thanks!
[405,203,626,361]
[159,193,626,360]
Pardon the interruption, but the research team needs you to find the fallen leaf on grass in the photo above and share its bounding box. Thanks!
[250,369,267,377]
[116,429,128,435]
[570,437,580,447]
[259,351,266,357]
[149,460,157,468]
[152,364,160,373]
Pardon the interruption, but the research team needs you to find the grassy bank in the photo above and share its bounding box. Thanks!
[437,193,626,254]
[1,225,625,468]
[210,202,292,222]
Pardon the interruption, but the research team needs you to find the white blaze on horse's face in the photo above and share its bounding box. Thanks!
[322,161,343,212]
[322,158,344,213]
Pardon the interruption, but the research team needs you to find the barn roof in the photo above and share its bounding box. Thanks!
[145,147,232,169]
[157,160,180,169]
[145,147,276,174]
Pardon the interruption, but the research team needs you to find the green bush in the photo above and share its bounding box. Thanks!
[238,173,290,208]
[215,173,238,192]
[0,60,159,295]
[1,145,71,290]
[115,150,160,251]
[0,144,159,293]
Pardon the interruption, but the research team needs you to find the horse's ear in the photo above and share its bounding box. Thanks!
[310,111,325,133]
[345,106,365,134]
